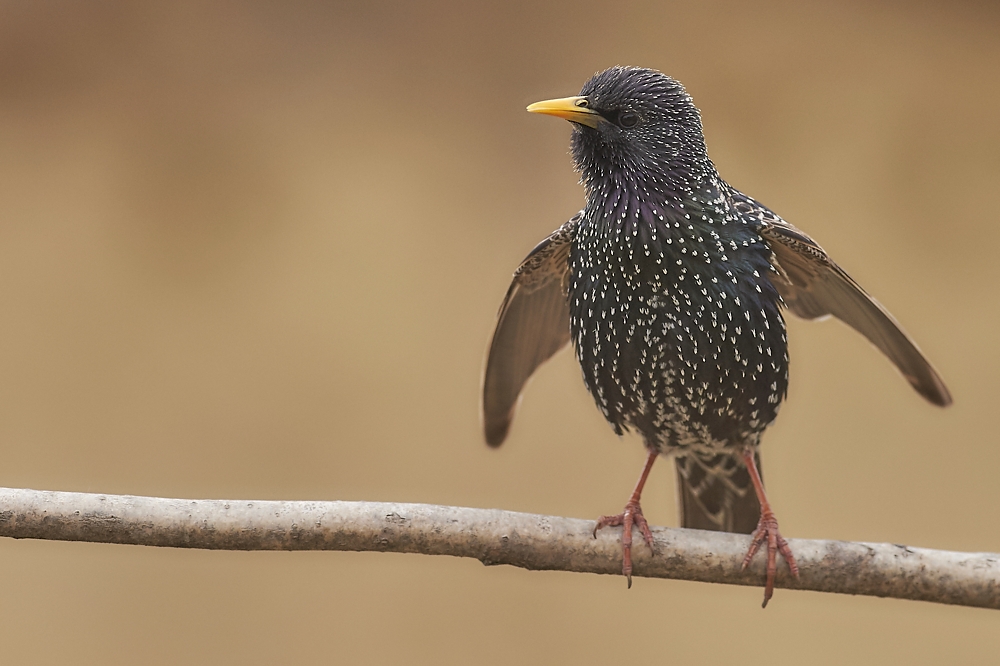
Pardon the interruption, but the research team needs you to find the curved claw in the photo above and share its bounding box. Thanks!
[593,451,659,588]
[595,500,655,587]
[741,510,799,607]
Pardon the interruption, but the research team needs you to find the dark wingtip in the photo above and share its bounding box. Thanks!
[909,372,953,408]
[926,384,953,408]
[484,418,511,448]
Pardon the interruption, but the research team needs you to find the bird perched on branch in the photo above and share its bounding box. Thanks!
[482,66,951,606]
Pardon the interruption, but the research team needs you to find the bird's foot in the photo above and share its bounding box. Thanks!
[593,499,655,588]
[741,509,799,608]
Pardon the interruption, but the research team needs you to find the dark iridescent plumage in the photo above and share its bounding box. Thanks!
[482,66,951,604]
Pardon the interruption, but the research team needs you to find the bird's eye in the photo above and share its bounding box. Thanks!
[618,111,640,128]
[575,98,590,108]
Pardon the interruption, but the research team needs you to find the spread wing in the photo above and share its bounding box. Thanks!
[760,216,952,407]
[482,214,580,446]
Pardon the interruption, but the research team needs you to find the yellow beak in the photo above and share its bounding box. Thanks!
[527,96,602,129]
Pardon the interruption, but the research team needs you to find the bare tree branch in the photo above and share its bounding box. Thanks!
[0,486,996,609]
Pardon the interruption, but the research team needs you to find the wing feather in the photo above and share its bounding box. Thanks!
[482,214,580,446]
[761,218,952,406]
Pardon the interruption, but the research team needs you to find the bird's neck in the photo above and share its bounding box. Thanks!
[584,165,728,235]
[573,121,719,218]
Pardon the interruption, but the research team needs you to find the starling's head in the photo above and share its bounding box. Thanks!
[528,66,711,194]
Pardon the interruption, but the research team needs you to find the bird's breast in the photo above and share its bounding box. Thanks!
[567,207,789,450]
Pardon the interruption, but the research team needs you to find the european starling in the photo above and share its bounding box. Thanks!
[482,66,951,606]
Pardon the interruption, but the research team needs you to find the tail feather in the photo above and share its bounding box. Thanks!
[675,452,761,534]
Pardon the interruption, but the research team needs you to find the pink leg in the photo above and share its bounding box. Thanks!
[594,450,658,588]
[740,448,799,607]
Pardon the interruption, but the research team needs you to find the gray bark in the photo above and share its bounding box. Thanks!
[0,487,996,609]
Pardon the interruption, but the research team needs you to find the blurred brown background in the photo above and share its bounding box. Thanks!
[0,1,997,663]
